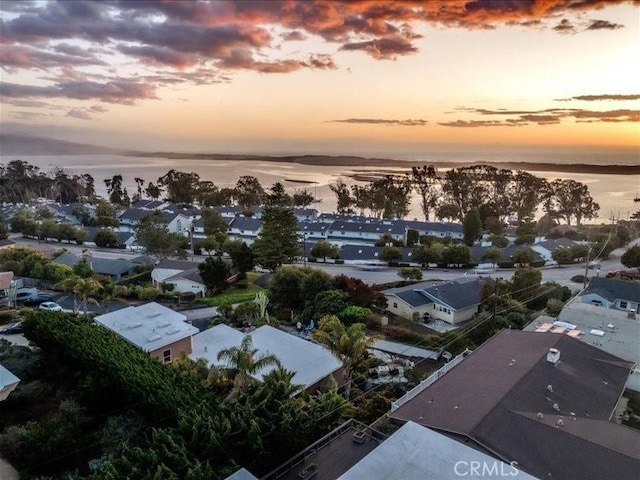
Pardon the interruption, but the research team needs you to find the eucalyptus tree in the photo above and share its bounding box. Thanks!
[409,165,440,221]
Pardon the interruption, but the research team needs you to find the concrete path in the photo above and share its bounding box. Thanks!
[371,339,440,360]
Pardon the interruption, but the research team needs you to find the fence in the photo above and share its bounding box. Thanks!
[390,348,473,412]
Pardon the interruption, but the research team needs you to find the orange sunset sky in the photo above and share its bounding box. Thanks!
[1,0,639,156]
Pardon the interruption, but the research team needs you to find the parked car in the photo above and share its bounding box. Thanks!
[23,294,55,306]
[38,302,63,312]
[15,289,38,303]
[0,322,23,334]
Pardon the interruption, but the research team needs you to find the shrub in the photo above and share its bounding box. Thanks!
[338,305,372,325]
[498,261,515,269]
[135,286,160,301]
[546,298,564,317]
[382,325,424,344]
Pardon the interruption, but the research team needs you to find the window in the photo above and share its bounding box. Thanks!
[393,302,398,308]
[620,301,628,309]
[163,349,171,363]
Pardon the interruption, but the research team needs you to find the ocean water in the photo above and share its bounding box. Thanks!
[2,154,639,223]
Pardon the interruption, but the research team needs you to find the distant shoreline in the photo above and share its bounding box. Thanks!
[128,151,640,175]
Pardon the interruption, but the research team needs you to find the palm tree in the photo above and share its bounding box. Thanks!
[209,335,281,401]
[100,280,128,313]
[313,315,379,399]
[73,277,102,314]
[60,275,81,312]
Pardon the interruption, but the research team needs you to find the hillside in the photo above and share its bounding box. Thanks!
[0,133,121,156]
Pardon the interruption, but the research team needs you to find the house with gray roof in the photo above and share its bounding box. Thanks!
[131,199,169,210]
[579,277,640,313]
[228,217,262,245]
[52,252,136,281]
[400,220,464,240]
[384,277,487,324]
[293,208,318,222]
[296,221,329,240]
[118,208,191,234]
[390,330,639,480]
[531,237,577,264]
[327,220,406,247]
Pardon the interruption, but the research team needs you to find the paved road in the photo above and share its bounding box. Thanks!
[10,235,634,289]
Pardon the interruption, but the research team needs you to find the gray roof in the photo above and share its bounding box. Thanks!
[52,252,135,276]
[229,216,262,231]
[535,237,576,251]
[339,421,535,479]
[394,289,432,308]
[293,208,318,217]
[391,330,639,480]
[155,259,200,271]
[165,267,204,285]
[132,199,166,209]
[421,277,485,310]
[524,302,640,364]
[580,277,640,303]
[401,220,464,234]
[328,220,405,236]
[297,222,329,233]
[119,208,178,223]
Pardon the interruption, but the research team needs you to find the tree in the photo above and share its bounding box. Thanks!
[94,199,119,227]
[511,248,535,266]
[99,280,128,313]
[480,247,502,268]
[375,233,404,247]
[463,207,482,246]
[198,257,230,294]
[621,245,640,268]
[235,176,265,208]
[488,234,509,248]
[252,205,299,271]
[94,229,119,248]
[157,169,200,205]
[398,267,423,281]
[210,335,281,401]
[265,182,292,207]
[545,179,599,225]
[292,188,314,207]
[329,178,353,214]
[145,181,162,200]
[412,244,442,266]
[225,239,255,273]
[201,208,228,244]
[310,240,340,262]
[441,244,471,267]
[61,275,102,313]
[409,165,439,221]
[307,289,350,318]
[510,267,542,303]
[0,220,7,240]
[104,174,129,207]
[508,171,547,223]
[313,316,378,399]
[379,246,403,263]
[135,211,185,260]
[435,203,460,223]
[551,246,575,265]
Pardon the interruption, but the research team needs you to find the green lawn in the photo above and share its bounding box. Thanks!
[196,274,264,306]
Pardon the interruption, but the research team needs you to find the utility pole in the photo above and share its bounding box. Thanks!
[583,246,592,289]
[492,278,499,321]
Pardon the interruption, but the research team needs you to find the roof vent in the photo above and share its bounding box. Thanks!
[128,322,143,329]
[547,348,560,365]
[556,419,564,427]
[547,384,553,392]
[536,412,544,419]
[553,403,560,412]
[147,334,162,342]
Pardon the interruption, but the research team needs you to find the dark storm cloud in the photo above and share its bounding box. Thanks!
[586,19,624,30]
[339,36,418,60]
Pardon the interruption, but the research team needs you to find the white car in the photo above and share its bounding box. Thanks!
[39,302,63,312]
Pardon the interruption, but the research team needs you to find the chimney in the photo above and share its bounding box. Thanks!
[547,348,560,365]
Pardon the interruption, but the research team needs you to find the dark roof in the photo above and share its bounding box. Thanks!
[536,238,576,250]
[421,277,485,310]
[229,217,262,231]
[580,277,640,303]
[161,203,201,217]
[119,208,178,223]
[130,255,156,266]
[155,259,200,271]
[391,330,638,480]
[52,252,134,276]
[165,267,204,284]
[116,231,134,244]
[394,290,432,307]
[132,199,166,209]
[328,220,405,236]
[401,220,464,234]
[297,222,329,233]
[293,208,318,216]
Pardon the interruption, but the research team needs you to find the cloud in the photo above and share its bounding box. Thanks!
[0,45,106,71]
[569,109,640,122]
[281,30,307,41]
[556,94,640,101]
[0,80,157,105]
[553,19,576,34]
[89,104,108,113]
[340,36,418,60]
[587,19,624,30]
[66,108,92,120]
[439,120,524,128]
[330,118,428,126]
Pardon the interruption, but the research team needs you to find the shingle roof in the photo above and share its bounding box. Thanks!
[119,208,178,223]
[155,259,200,271]
[421,277,485,310]
[328,220,405,236]
[52,252,134,276]
[229,217,262,231]
[391,330,638,480]
[393,290,432,307]
[535,237,576,250]
[400,220,464,234]
[580,277,640,303]
[164,267,204,285]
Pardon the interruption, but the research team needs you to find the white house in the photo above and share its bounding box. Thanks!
[227,217,262,245]
[400,220,464,241]
[190,324,343,392]
[327,220,405,247]
[118,209,192,234]
[163,268,207,297]
[152,259,200,285]
[530,238,576,264]
[385,277,486,325]
[94,302,198,363]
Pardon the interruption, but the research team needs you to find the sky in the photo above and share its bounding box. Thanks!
[0,0,639,156]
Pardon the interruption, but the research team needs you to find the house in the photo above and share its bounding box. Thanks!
[52,252,137,281]
[579,277,640,312]
[227,216,262,245]
[215,205,262,219]
[531,237,576,264]
[327,220,405,247]
[131,199,170,210]
[384,277,486,325]
[400,220,464,241]
[296,221,329,240]
[0,364,20,402]
[525,302,640,392]
[191,216,234,241]
[293,208,318,222]
[44,203,95,225]
[94,302,198,362]
[190,324,343,392]
[118,208,191,234]
[151,259,201,288]
[81,227,135,249]
[390,330,640,480]
[163,268,207,297]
